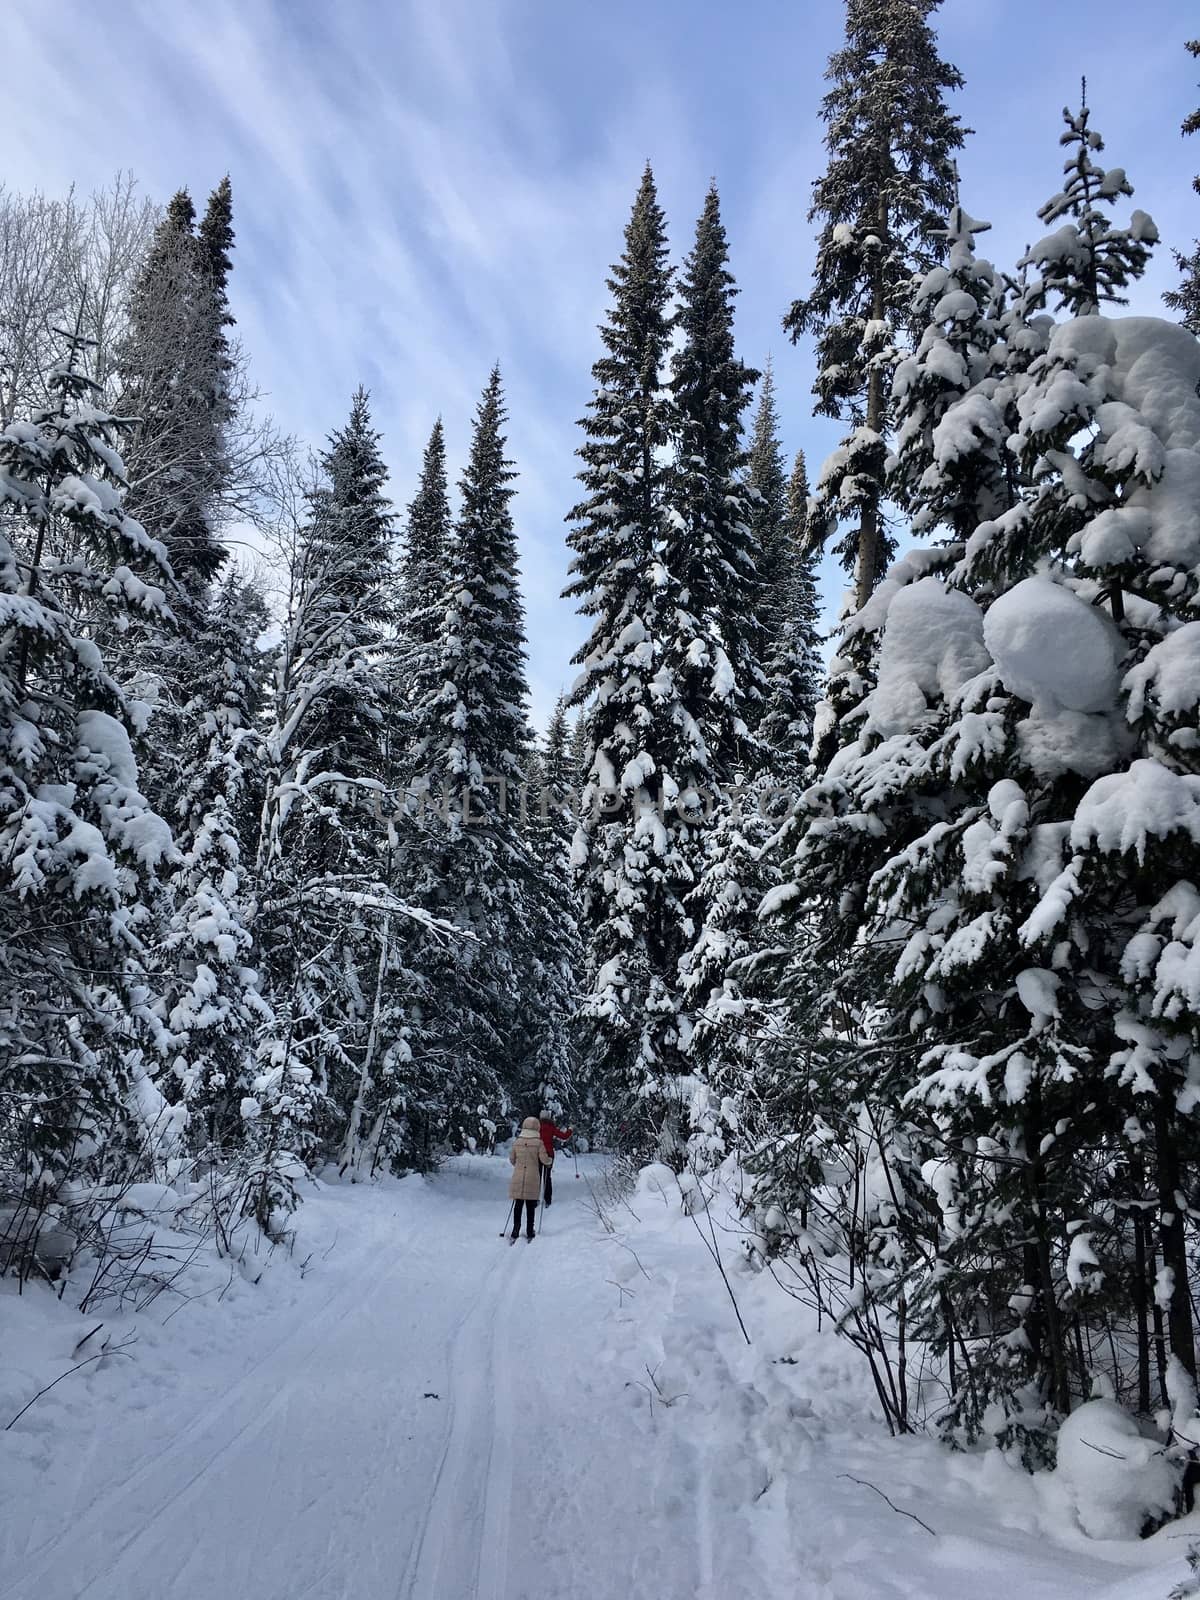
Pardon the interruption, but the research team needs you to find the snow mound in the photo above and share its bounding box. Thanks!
[867,577,989,737]
[984,577,1122,714]
[1054,1399,1180,1540]
[635,1161,679,1203]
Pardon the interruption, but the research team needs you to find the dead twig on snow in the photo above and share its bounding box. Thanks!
[837,1474,935,1537]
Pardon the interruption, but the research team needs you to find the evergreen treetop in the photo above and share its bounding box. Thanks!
[785,0,965,605]
[746,359,789,599]
[668,181,762,766]
[403,416,450,654]
[565,163,674,673]
[1164,40,1200,334]
[1022,95,1158,317]
[198,176,235,298]
[439,365,530,797]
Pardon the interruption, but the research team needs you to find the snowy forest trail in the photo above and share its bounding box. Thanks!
[2,1157,662,1600]
[0,1154,1185,1600]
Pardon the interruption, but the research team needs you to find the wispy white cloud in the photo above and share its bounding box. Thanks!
[5,0,1197,723]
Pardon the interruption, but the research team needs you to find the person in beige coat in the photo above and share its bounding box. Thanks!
[509,1116,551,1240]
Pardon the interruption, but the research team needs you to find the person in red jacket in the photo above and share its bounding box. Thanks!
[538,1111,572,1205]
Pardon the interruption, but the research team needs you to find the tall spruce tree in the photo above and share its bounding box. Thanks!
[0,331,180,1211]
[162,572,273,1153]
[520,698,582,1122]
[759,451,824,786]
[1164,39,1200,334]
[196,176,236,434]
[116,180,243,852]
[784,0,964,612]
[304,387,394,802]
[407,368,534,1147]
[667,183,763,762]
[398,418,450,708]
[746,359,790,618]
[118,186,229,591]
[394,417,450,816]
[699,451,823,1172]
[565,166,684,1150]
[667,187,777,1157]
[256,391,398,1162]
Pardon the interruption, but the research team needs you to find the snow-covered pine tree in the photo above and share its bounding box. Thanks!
[746,359,790,640]
[196,176,236,431]
[889,206,1012,545]
[668,183,762,762]
[565,165,684,1152]
[1164,40,1200,334]
[538,697,575,837]
[1020,94,1158,319]
[118,188,228,592]
[255,391,399,1164]
[161,571,273,1154]
[569,710,588,792]
[688,443,823,1172]
[407,367,534,1150]
[785,0,964,613]
[301,387,394,801]
[396,417,450,733]
[353,415,458,1172]
[0,330,180,1230]
[519,698,582,1123]
[759,450,824,789]
[665,186,776,1160]
[758,125,1200,1452]
[393,416,451,826]
[113,180,250,859]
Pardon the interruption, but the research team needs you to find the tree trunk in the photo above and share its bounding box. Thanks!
[853,191,890,613]
[1154,1091,1196,1380]
[1024,1090,1071,1413]
[1131,1158,1153,1415]
[1134,1213,1153,1414]
[338,913,391,1180]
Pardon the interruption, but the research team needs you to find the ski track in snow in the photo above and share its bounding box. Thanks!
[398,1235,518,1600]
[2,1155,1194,1600]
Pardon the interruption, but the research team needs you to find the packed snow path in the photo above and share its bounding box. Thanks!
[0,1154,1187,1600]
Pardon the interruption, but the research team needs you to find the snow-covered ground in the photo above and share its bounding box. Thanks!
[2,1153,1197,1600]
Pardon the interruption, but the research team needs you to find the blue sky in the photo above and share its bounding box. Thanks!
[7,0,1198,728]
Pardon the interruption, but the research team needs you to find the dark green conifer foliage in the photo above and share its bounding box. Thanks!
[408,368,535,1143]
[668,182,762,763]
[120,184,230,589]
[1022,96,1158,317]
[1164,40,1200,333]
[564,166,681,1144]
[760,451,823,783]
[401,418,450,680]
[785,0,964,609]
[303,386,395,813]
[197,176,236,426]
[746,359,790,626]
